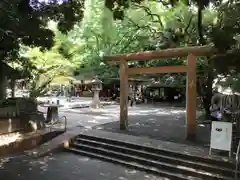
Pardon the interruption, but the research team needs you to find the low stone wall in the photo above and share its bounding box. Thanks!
[0,130,64,156]
[0,118,22,134]
[0,113,45,135]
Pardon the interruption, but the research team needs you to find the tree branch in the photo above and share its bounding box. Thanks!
[132,3,163,28]
[184,15,193,35]
[110,26,141,51]
[197,7,205,45]
[125,16,158,34]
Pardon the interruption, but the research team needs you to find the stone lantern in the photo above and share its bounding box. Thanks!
[90,76,103,109]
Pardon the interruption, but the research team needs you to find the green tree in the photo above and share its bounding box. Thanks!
[15,26,80,98]
[103,0,240,117]
[0,0,84,99]
[20,0,240,118]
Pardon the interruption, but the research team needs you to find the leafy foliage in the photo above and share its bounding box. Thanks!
[100,0,240,116]
[0,0,84,63]
[13,27,79,98]
[4,0,240,114]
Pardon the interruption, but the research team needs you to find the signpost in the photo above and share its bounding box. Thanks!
[209,121,232,157]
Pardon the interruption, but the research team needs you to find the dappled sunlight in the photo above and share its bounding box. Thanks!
[138,110,159,113]
[198,124,207,127]
[102,113,119,118]
[124,169,138,174]
[176,165,218,177]
[129,112,153,115]
[155,111,172,115]
[143,174,170,180]
[0,132,23,146]
[127,107,185,116]
[99,171,111,177]
[28,155,56,172]
[0,156,14,169]
[171,110,186,114]
[78,156,90,162]
[93,115,112,120]
[84,126,93,129]
[87,119,102,123]
[93,104,210,147]
[129,123,152,128]
[41,101,210,146]
[147,118,156,121]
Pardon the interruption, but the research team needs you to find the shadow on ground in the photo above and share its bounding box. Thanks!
[93,105,210,147]
[0,152,162,180]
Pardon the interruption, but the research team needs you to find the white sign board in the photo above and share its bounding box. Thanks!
[210,121,232,157]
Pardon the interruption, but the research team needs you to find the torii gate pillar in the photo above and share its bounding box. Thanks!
[186,54,197,140]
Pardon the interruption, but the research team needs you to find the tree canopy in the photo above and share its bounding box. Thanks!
[58,0,240,116]
[0,0,84,63]
[2,0,240,116]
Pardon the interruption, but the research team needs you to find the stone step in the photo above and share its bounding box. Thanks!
[66,147,201,180]
[74,137,235,178]
[71,139,233,180]
[76,134,235,169]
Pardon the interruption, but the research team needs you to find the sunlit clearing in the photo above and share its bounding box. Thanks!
[0,132,23,146]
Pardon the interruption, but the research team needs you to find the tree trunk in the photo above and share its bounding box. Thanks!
[0,76,7,100]
[203,60,214,119]
[10,79,15,98]
[196,59,214,119]
[0,62,7,100]
[196,7,214,118]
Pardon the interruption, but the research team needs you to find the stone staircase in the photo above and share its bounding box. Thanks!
[65,133,238,180]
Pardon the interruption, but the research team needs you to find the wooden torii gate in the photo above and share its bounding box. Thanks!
[104,45,217,139]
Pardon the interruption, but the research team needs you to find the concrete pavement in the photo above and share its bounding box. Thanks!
[0,97,209,180]
[37,96,115,109]
[93,105,210,146]
[38,105,120,129]
[39,102,210,147]
[0,152,163,180]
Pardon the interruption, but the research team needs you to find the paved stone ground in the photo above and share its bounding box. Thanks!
[38,106,120,129]
[39,103,210,147]
[91,105,210,147]
[0,100,215,180]
[38,96,116,109]
[0,153,163,180]
[38,97,119,129]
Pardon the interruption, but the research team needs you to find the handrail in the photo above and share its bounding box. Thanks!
[61,116,67,132]
[46,116,67,132]
[235,140,240,180]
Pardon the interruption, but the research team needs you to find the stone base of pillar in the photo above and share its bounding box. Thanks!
[90,103,103,109]
[90,91,103,109]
